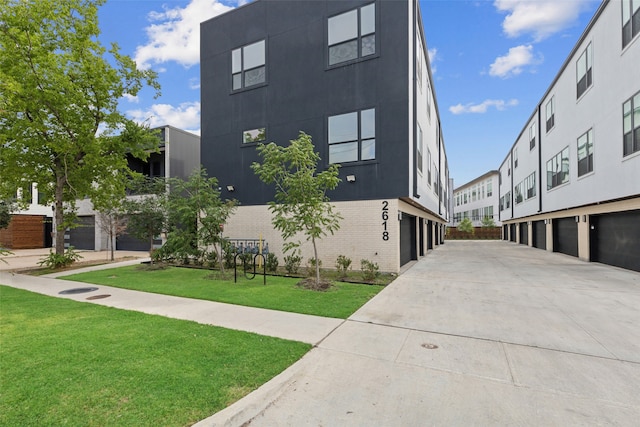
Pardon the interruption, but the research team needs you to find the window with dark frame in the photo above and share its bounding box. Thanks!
[623,91,640,157]
[622,0,640,48]
[577,128,594,176]
[513,147,518,168]
[243,128,266,144]
[417,124,423,173]
[546,96,555,132]
[529,122,536,150]
[576,43,592,99]
[328,3,375,66]
[328,108,375,164]
[546,147,570,190]
[232,40,266,91]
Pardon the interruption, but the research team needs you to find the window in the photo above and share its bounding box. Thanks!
[546,96,555,132]
[577,129,594,176]
[513,148,518,168]
[434,167,439,195]
[243,128,266,144]
[546,147,570,190]
[505,191,511,209]
[576,43,592,99]
[427,149,432,185]
[232,40,265,90]
[328,108,375,163]
[487,181,493,197]
[416,34,423,90]
[525,172,536,200]
[328,3,375,66]
[514,182,523,205]
[417,125,423,173]
[529,122,536,150]
[622,0,640,48]
[623,91,640,156]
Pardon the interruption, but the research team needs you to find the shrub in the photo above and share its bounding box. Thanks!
[360,259,380,282]
[240,252,253,268]
[458,217,475,234]
[335,255,352,278]
[265,252,279,273]
[38,247,83,269]
[284,253,302,275]
[222,241,236,269]
[205,250,218,267]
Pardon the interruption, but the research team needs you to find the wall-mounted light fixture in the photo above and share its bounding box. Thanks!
[582,215,587,222]
[575,216,580,223]
[398,212,403,221]
[346,174,356,183]
[226,185,235,192]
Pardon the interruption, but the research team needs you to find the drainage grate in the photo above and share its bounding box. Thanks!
[59,287,99,295]
[421,343,439,350]
[86,294,111,300]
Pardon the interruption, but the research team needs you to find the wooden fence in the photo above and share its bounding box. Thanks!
[446,227,501,240]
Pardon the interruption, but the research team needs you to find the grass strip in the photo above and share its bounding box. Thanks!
[63,265,385,319]
[0,285,311,427]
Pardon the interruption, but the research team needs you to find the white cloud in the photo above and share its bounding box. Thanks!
[122,93,139,103]
[188,77,200,90]
[489,44,540,78]
[494,0,592,41]
[127,101,201,135]
[427,47,438,73]
[449,99,519,115]
[134,0,233,69]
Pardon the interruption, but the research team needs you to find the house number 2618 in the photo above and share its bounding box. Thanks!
[381,200,389,241]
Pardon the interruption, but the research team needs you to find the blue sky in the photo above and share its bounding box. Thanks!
[98,0,601,186]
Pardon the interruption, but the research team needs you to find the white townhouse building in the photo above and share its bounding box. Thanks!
[453,171,501,227]
[499,0,640,272]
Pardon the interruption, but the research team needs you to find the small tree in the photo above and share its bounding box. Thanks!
[458,217,475,234]
[167,167,237,273]
[96,208,127,261]
[481,216,496,228]
[122,177,168,262]
[252,131,341,289]
[0,200,14,230]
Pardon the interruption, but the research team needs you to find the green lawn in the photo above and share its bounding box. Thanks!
[0,285,311,427]
[63,265,385,319]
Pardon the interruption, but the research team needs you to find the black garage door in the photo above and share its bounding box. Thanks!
[400,213,417,266]
[509,224,516,242]
[553,217,578,257]
[116,233,152,251]
[532,220,546,250]
[427,220,433,250]
[590,210,640,272]
[503,225,508,241]
[519,222,529,245]
[67,216,95,250]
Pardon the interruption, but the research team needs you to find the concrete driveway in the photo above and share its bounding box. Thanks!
[200,241,640,426]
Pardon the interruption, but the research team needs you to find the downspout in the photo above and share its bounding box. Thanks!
[412,0,418,201]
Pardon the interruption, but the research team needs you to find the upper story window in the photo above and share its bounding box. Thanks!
[577,128,594,176]
[622,0,640,48]
[487,180,493,197]
[529,122,536,150]
[514,181,524,205]
[546,96,555,132]
[525,172,536,200]
[623,91,640,156]
[243,128,266,144]
[416,34,423,90]
[513,147,518,168]
[232,40,265,90]
[576,43,592,99]
[328,108,375,164]
[546,147,569,190]
[328,3,375,66]
[417,124,423,173]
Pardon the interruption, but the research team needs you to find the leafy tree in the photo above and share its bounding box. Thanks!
[0,0,160,255]
[252,131,342,289]
[0,200,14,230]
[458,217,475,234]
[481,216,496,228]
[167,167,237,273]
[121,177,168,261]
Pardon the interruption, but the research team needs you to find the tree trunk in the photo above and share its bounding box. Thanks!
[54,167,66,255]
[149,234,154,263]
[312,236,320,286]
[109,223,115,261]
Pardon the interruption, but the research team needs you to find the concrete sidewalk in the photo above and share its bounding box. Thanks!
[0,248,148,272]
[198,241,640,426]
[2,242,640,425]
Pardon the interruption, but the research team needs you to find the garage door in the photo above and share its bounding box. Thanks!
[553,217,578,257]
[503,225,508,241]
[400,213,417,266]
[519,222,528,245]
[590,210,640,272]
[427,220,433,250]
[67,216,95,250]
[509,224,516,242]
[532,220,546,250]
